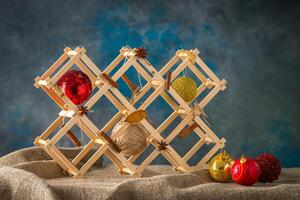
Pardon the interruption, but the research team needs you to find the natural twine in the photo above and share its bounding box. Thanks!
[112,123,148,157]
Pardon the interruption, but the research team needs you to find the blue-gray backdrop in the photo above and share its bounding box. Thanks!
[0,0,299,167]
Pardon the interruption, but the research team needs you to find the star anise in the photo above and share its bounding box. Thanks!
[157,140,169,151]
[78,106,89,116]
[135,47,148,59]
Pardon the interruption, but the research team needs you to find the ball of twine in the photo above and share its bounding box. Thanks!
[112,123,148,157]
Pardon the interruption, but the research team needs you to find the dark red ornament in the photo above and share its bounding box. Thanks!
[256,153,281,183]
[231,156,261,186]
[57,70,92,105]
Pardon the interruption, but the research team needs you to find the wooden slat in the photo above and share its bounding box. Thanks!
[38,116,63,140]
[139,58,164,81]
[195,138,226,168]
[40,86,66,109]
[131,83,152,104]
[159,54,179,76]
[132,62,152,82]
[105,149,125,172]
[40,48,69,79]
[157,111,178,133]
[51,145,79,175]
[104,53,125,74]
[161,147,191,172]
[194,116,219,142]
[40,145,69,171]
[48,115,80,145]
[139,84,164,110]
[195,56,220,82]
[103,112,124,133]
[135,149,160,174]
[75,59,97,80]
[188,62,207,83]
[183,140,205,161]
[121,74,139,93]
[72,141,94,166]
[170,58,189,81]
[76,144,108,177]
[108,147,137,174]
[165,113,193,143]
[195,83,207,99]
[198,79,226,108]
[81,53,102,76]
[50,48,86,86]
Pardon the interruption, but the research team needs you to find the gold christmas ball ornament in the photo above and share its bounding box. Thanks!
[209,151,234,182]
[171,76,197,102]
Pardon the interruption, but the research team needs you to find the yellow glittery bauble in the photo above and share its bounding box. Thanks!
[209,151,234,182]
[172,76,197,102]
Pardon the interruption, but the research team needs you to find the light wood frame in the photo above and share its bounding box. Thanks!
[34,46,227,178]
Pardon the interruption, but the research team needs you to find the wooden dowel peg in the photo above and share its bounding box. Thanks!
[177,108,186,115]
[94,78,105,86]
[205,79,217,88]
[38,80,49,86]
[151,80,162,86]
[122,110,129,115]
[35,77,51,88]
[34,76,41,88]
[204,136,214,144]
[220,79,227,91]
[67,50,77,56]
[94,139,105,145]
[59,110,76,118]
[36,138,49,146]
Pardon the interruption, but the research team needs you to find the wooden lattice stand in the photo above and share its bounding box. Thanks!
[34,46,227,178]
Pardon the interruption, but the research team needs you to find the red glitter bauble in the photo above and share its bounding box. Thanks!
[256,153,281,183]
[231,156,261,186]
[57,70,92,105]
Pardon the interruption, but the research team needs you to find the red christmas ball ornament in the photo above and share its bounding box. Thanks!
[57,70,92,105]
[255,153,281,183]
[231,156,261,186]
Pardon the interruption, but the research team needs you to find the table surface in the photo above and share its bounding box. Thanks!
[0,147,299,200]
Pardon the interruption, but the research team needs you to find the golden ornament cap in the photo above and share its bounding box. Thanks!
[124,110,147,123]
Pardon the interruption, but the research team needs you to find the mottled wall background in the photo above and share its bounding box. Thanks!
[0,0,299,167]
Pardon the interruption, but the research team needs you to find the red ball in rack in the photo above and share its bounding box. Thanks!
[256,153,281,183]
[231,156,261,186]
[57,70,92,105]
